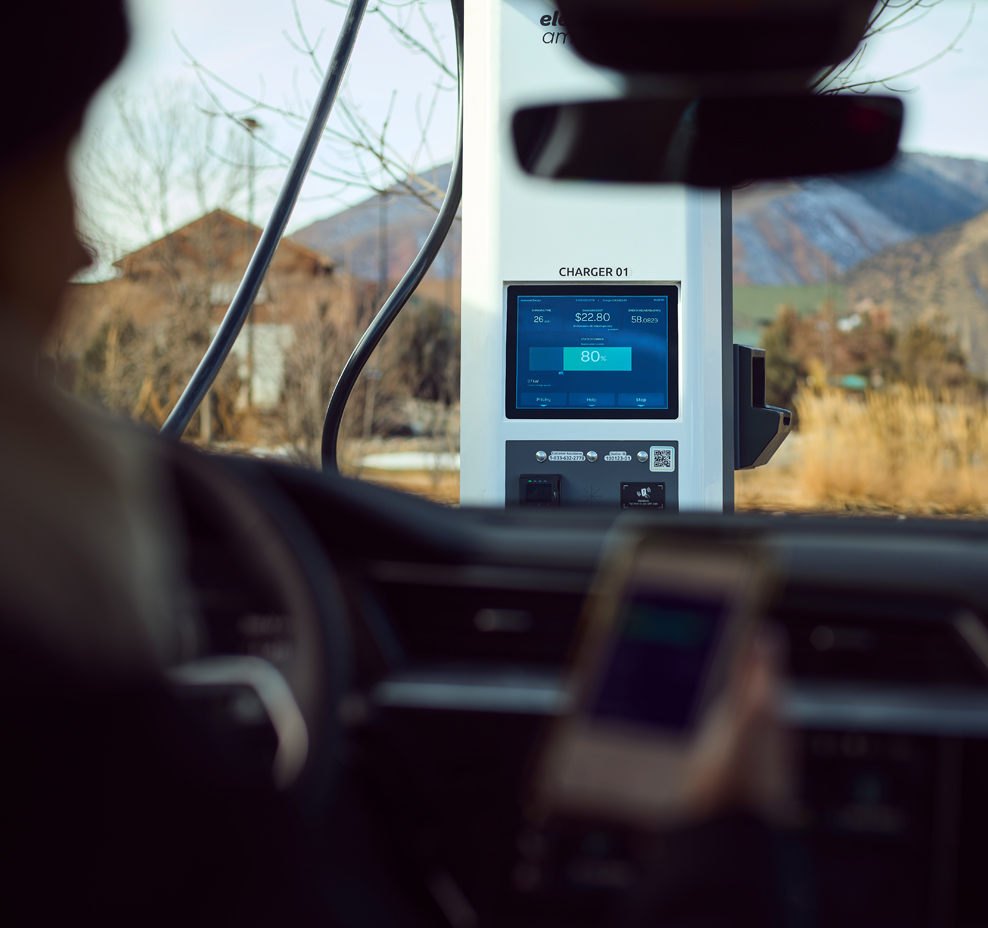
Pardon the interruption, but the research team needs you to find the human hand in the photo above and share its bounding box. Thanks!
[679,629,794,823]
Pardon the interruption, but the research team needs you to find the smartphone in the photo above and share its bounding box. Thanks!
[533,530,778,828]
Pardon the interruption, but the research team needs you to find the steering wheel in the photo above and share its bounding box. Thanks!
[161,441,351,821]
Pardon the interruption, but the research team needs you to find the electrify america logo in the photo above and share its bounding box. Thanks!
[538,9,570,45]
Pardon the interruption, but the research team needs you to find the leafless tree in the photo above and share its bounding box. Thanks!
[812,0,975,94]
[170,0,462,462]
[177,0,457,217]
[68,87,266,433]
[282,294,361,464]
[76,82,251,265]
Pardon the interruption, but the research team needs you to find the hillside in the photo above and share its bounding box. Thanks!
[291,163,460,282]
[294,153,988,294]
[733,153,988,286]
[290,154,988,371]
[842,209,988,375]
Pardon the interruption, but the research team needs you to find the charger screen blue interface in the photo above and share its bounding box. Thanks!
[514,292,671,411]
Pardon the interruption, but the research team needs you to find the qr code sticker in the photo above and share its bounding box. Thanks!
[649,446,675,472]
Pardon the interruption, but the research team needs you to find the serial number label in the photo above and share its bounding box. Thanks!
[604,451,632,462]
[548,451,585,462]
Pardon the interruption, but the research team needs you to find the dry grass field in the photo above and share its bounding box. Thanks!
[338,437,461,505]
[737,386,988,516]
[353,387,988,516]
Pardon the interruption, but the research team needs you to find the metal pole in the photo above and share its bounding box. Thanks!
[246,121,256,407]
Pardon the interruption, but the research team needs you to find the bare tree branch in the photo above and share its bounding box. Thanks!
[172,0,456,221]
[813,0,974,95]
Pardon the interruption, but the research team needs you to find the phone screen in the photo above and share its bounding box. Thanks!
[588,589,732,733]
[535,537,774,826]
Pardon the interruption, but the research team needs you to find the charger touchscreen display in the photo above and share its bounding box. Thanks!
[506,285,679,420]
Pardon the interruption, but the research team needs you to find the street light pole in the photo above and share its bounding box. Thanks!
[242,117,262,409]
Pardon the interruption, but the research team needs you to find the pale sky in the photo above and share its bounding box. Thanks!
[76,0,988,251]
[78,0,459,246]
[854,0,988,159]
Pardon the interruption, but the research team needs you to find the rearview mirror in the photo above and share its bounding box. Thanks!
[512,95,903,187]
[554,0,875,74]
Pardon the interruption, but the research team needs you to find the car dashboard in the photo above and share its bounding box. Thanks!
[219,456,988,928]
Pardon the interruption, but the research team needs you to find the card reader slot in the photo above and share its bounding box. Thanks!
[520,474,561,507]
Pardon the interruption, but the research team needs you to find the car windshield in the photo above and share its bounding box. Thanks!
[53,0,988,517]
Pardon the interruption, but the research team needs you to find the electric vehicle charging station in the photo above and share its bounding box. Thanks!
[460,0,790,512]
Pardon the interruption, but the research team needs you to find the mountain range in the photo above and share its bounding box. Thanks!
[294,153,988,291]
[842,209,988,375]
[733,153,988,286]
[292,163,459,283]
[292,154,988,371]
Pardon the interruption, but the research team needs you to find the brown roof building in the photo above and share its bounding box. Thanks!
[52,209,351,420]
[56,209,336,351]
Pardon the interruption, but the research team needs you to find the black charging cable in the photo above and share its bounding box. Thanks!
[160,0,369,439]
[320,0,464,472]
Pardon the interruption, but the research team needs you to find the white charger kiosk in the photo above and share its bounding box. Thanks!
[460,0,786,512]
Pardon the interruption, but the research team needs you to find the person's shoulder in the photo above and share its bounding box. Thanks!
[0,364,193,676]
